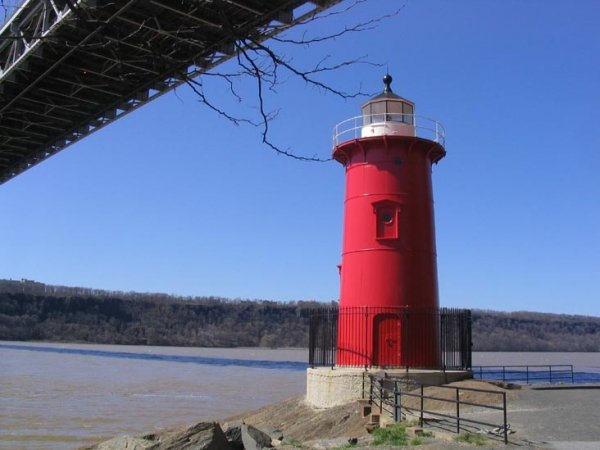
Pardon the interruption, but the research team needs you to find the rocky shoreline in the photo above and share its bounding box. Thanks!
[83,381,600,450]
[83,394,371,450]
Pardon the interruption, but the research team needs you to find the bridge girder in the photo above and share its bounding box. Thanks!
[0,0,340,184]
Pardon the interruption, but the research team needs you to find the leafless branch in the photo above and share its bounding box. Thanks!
[171,0,404,162]
[183,77,258,127]
[270,4,404,46]
[236,43,328,162]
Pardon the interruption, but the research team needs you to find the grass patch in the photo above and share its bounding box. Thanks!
[409,436,423,445]
[371,422,434,446]
[454,432,488,445]
[372,423,409,446]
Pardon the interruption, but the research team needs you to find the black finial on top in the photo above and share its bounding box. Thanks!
[383,74,393,93]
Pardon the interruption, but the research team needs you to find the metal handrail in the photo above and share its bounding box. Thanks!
[333,113,446,147]
[369,376,509,445]
[472,365,574,384]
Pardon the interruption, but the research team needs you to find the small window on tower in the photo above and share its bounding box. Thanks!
[374,201,401,240]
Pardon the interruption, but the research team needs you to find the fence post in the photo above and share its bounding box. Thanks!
[526,366,529,384]
[365,306,369,369]
[394,381,401,422]
[330,309,335,368]
[570,365,574,384]
[406,311,410,370]
[456,388,460,434]
[549,365,553,383]
[420,384,424,427]
[362,372,365,399]
[503,392,508,445]
[309,312,313,368]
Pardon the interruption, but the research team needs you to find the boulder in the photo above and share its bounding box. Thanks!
[94,435,158,450]
[90,422,231,450]
[240,424,272,450]
[221,421,243,450]
[158,422,231,450]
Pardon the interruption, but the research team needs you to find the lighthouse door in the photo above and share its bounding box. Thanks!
[373,314,402,367]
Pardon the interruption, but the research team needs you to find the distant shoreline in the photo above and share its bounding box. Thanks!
[2,339,599,353]
[1,287,599,351]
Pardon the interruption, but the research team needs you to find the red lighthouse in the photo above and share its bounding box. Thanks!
[333,75,445,368]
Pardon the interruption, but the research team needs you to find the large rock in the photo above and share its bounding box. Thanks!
[94,435,158,450]
[240,424,272,450]
[158,422,231,450]
[221,421,243,450]
[89,422,231,450]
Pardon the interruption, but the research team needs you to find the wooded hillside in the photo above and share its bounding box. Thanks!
[1,279,598,351]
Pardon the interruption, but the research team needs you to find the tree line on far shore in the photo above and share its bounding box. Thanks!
[0,279,598,351]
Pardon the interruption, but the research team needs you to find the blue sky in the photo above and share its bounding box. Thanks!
[1,0,598,316]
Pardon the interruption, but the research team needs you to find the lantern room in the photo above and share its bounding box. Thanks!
[360,74,415,138]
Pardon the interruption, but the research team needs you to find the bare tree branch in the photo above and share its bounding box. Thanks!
[236,43,327,162]
[183,77,258,127]
[270,4,404,46]
[169,0,405,162]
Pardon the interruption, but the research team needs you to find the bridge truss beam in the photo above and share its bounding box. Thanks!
[0,0,339,184]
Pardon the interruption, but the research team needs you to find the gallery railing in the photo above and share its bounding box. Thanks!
[308,307,472,370]
[333,114,446,147]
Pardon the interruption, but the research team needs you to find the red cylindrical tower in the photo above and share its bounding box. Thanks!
[334,75,445,368]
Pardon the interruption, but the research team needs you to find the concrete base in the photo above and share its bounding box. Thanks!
[306,367,472,408]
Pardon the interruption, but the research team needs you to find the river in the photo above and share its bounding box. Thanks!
[1,341,598,449]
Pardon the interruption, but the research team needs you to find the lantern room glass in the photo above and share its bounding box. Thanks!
[362,99,414,126]
[402,102,414,125]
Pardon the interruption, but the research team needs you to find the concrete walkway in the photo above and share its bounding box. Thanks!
[457,384,600,448]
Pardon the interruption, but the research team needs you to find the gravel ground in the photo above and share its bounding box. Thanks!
[463,384,600,449]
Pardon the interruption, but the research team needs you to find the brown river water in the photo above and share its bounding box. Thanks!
[1,341,598,449]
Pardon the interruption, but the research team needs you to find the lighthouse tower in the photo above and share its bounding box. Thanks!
[333,74,445,368]
[306,76,471,409]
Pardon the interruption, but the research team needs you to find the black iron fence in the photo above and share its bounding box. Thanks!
[472,365,574,384]
[368,375,509,444]
[308,306,472,370]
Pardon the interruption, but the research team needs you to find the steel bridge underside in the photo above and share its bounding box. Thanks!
[0,0,337,184]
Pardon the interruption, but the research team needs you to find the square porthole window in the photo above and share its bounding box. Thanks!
[373,201,401,240]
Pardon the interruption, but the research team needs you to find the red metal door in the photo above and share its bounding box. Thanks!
[373,314,402,367]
